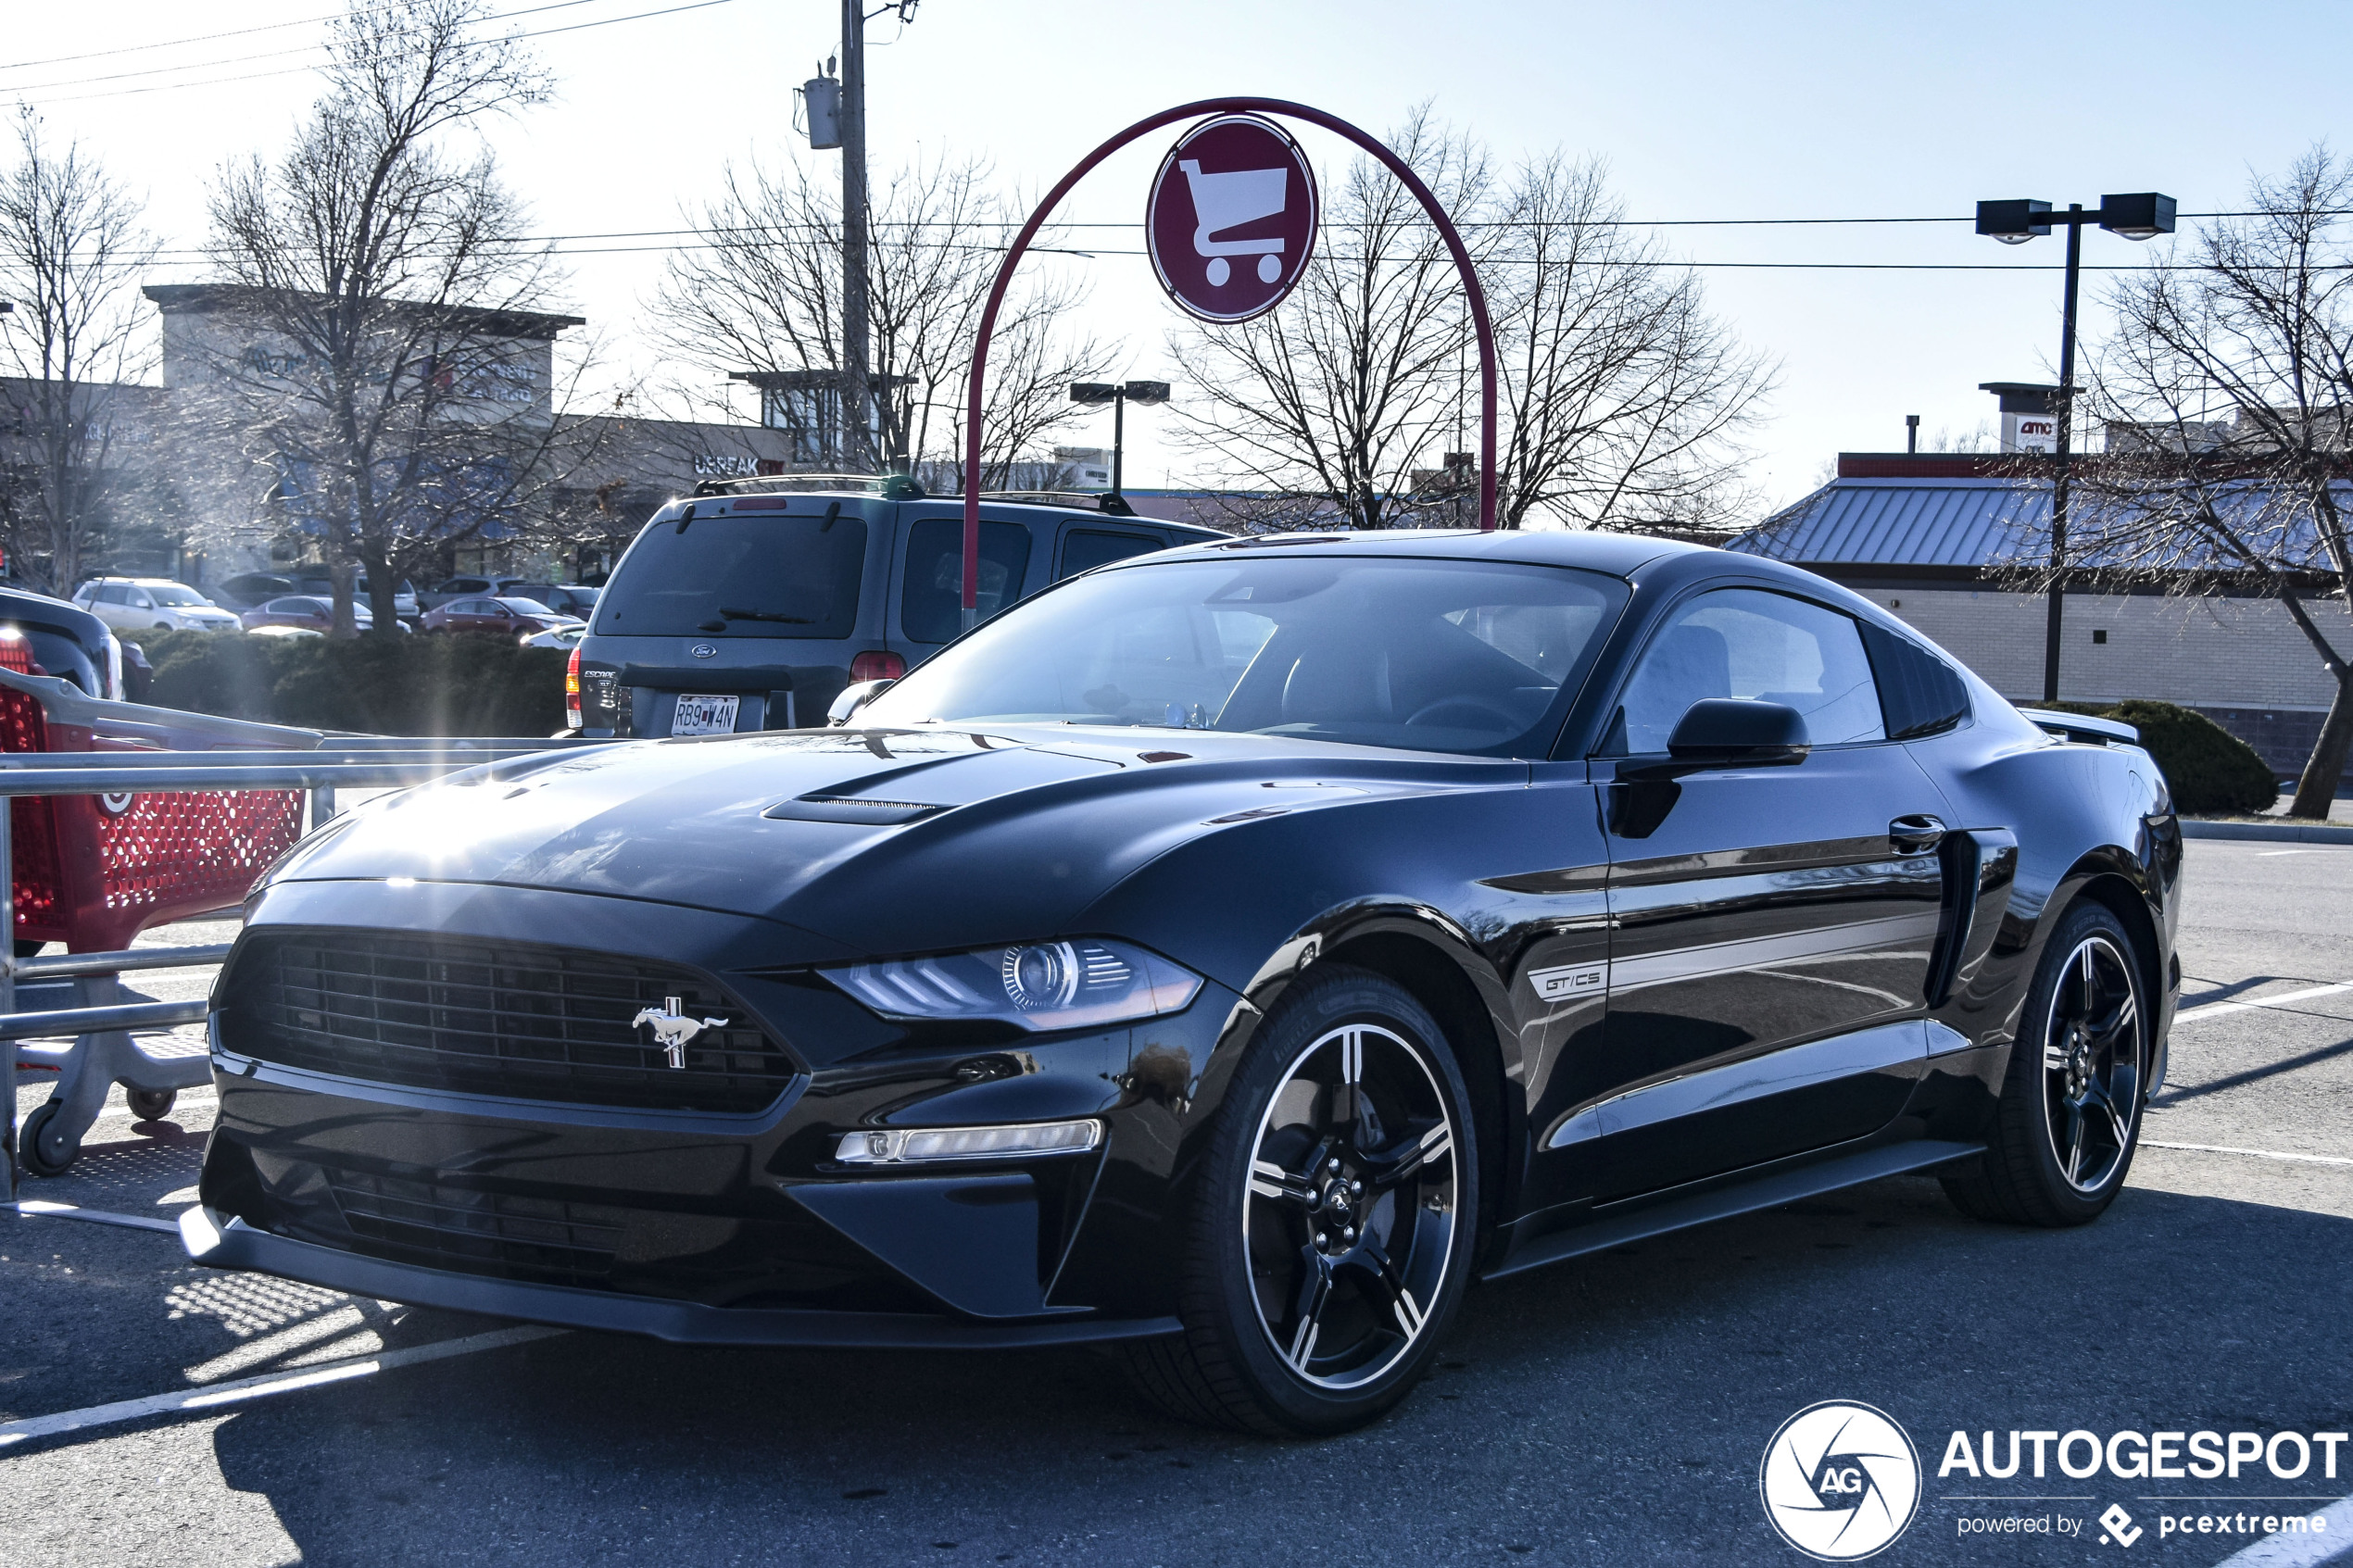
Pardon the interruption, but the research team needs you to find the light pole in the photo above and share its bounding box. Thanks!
[1069,380,1169,515]
[1976,193,2175,703]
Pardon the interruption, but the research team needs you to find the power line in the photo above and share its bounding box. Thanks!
[1,0,609,94]
[0,1,409,73]
[8,0,738,107]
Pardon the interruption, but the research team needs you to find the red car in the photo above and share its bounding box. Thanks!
[239,596,397,633]
[421,596,583,636]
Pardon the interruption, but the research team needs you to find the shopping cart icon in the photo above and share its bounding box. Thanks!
[1179,158,1289,286]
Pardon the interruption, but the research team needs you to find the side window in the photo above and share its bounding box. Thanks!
[901,519,1035,644]
[98,584,131,606]
[1859,621,1971,738]
[1610,587,1886,754]
[1058,528,1163,580]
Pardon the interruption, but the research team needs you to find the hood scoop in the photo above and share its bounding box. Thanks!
[761,740,1124,826]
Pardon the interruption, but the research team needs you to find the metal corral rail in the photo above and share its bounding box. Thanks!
[0,669,610,1199]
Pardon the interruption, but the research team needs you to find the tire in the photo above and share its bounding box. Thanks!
[1120,965,1478,1436]
[19,1098,79,1177]
[1942,900,2149,1226]
[127,1088,177,1121]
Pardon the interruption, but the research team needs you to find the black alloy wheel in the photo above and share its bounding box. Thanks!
[2042,935,2143,1193]
[1123,967,1478,1435]
[1943,900,2150,1226]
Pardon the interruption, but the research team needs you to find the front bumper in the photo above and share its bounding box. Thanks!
[179,1205,1178,1348]
[189,878,1233,1344]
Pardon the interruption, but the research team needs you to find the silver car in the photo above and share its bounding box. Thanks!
[72,578,243,633]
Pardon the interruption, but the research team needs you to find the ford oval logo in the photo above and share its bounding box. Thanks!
[689,643,719,659]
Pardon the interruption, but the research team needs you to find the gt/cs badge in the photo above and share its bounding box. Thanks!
[1526,962,1608,1002]
[690,643,719,659]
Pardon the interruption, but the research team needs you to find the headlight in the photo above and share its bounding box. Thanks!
[823,937,1202,1032]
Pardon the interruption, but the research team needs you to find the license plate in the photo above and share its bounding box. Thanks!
[671,694,740,735]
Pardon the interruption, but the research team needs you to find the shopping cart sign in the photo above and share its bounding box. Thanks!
[1146,113,1320,323]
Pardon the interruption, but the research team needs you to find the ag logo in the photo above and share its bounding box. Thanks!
[1759,1400,1920,1561]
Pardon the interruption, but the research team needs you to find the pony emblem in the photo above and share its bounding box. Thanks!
[632,996,729,1069]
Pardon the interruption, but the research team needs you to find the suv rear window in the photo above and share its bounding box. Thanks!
[596,513,869,639]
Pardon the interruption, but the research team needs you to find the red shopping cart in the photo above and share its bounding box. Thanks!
[0,645,319,1177]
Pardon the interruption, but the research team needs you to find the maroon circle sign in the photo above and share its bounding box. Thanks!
[1146,113,1319,323]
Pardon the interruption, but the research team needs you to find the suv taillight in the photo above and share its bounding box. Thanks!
[850,650,905,683]
[565,644,583,729]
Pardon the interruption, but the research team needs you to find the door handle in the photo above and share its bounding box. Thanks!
[1889,814,1946,855]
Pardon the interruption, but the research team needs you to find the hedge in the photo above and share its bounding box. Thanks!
[131,629,568,737]
[2045,697,2278,815]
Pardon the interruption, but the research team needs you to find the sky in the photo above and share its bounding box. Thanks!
[5,0,2350,516]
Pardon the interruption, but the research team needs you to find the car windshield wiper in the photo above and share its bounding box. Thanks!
[713,607,814,625]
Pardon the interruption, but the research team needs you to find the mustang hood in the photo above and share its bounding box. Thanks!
[271,728,1516,958]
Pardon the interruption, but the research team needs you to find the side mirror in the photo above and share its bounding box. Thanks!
[1666,698,1809,767]
[827,678,895,726]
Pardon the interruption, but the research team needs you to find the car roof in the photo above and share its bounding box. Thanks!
[1138,526,1710,579]
[643,489,1224,535]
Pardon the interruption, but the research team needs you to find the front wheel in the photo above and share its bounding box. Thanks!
[1943,901,2149,1226]
[1122,967,1478,1436]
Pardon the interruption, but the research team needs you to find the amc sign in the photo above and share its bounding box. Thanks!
[2005,413,2058,454]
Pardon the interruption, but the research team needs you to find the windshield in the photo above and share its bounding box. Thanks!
[496,597,558,616]
[594,512,868,638]
[147,584,213,607]
[861,555,1628,758]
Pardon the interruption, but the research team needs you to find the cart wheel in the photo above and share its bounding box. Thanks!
[127,1088,178,1121]
[19,1098,79,1177]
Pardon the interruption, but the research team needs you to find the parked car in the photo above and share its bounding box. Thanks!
[511,583,600,620]
[120,640,154,702]
[184,530,2183,1436]
[239,596,402,634]
[421,596,581,636]
[71,577,242,633]
[290,575,422,623]
[0,585,121,697]
[210,573,297,612]
[422,574,531,609]
[573,489,1221,736]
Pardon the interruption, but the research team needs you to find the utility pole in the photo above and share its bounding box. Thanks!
[839,0,870,473]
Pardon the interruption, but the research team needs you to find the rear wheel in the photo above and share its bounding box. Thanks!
[127,1088,178,1121]
[1121,967,1477,1436]
[19,1098,78,1177]
[1943,901,2148,1226]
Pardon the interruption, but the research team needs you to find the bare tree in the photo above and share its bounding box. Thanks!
[645,153,1112,488]
[1168,110,1770,533]
[184,0,598,637]
[1491,153,1772,533]
[2070,146,2353,819]
[0,114,157,592]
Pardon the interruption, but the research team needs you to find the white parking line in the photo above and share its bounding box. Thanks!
[92,1092,220,1122]
[10,1198,184,1234]
[2142,1141,2353,1169]
[2214,1491,2353,1565]
[0,1323,564,1449]
[2172,982,2353,1028]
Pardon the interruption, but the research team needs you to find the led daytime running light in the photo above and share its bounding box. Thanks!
[835,1118,1101,1165]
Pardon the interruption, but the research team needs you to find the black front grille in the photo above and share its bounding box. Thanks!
[328,1169,620,1286]
[222,931,799,1112]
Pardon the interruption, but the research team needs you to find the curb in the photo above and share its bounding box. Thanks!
[2181,820,2353,845]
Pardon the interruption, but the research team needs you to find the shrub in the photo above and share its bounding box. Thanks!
[132,629,567,737]
[2042,697,2278,815]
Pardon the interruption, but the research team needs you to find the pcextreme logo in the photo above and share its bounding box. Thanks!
[1760,1401,1923,1561]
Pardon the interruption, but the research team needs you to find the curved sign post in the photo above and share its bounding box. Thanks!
[961,97,1499,629]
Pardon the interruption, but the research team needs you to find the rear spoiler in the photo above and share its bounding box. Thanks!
[2016,707,2141,746]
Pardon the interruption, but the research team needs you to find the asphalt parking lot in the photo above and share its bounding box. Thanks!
[2,839,2347,1568]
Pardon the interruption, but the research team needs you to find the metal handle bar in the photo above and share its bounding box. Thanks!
[0,998,208,1042]
[18,945,235,979]
[0,748,603,769]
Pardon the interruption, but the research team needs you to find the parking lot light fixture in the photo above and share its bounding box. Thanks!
[1974,192,2176,703]
[1068,381,1173,516]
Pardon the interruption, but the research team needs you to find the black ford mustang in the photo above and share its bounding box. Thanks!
[184,525,2182,1435]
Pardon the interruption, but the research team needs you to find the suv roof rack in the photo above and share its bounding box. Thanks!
[687,472,925,500]
[977,490,1140,516]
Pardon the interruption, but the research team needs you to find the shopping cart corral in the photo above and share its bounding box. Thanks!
[0,666,608,1198]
